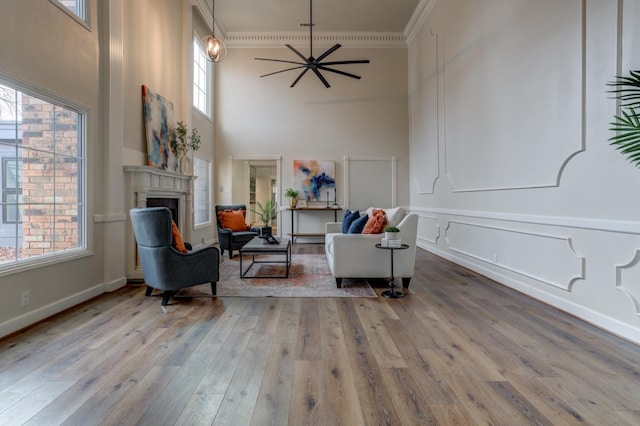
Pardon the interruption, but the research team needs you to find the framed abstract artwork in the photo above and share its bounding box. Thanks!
[142,85,178,172]
[293,160,336,202]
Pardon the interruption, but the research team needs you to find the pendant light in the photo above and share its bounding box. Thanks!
[202,0,227,63]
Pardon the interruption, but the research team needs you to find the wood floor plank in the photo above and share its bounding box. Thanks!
[250,340,295,426]
[296,299,322,361]
[288,360,326,425]
[212,331,273,425]
[0,381,75,426]
[320,327,365,425]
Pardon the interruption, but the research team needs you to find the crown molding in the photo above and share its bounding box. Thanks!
[405,0,437,44]
[224,31,407,48]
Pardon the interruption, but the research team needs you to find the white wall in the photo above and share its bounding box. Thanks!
[408,0,640,343]
[0,0,105,337]
[215,46,410,237]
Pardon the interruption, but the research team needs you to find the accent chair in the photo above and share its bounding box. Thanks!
[130,207,220,305]
[215,204,259,258]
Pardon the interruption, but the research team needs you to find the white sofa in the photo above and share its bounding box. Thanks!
[324,209,418,288]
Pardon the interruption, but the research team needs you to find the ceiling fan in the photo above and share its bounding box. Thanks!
[254,0,370,88]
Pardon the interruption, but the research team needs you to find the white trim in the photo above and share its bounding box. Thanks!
[0,283,105,339]
[405,0,437,44]
[410,206,640,235]
[93,213,127,223]
[225,31,407,48]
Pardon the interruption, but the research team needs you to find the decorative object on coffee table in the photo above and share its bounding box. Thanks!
[375,243,410,298]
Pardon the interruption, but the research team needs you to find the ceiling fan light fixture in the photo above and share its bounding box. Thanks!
[203,0,226,63]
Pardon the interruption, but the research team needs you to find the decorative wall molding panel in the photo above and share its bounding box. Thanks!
[417,214,439,244]
[410,24,439,195]
[344,156,397,210]
[444,0,584,192]
[615,249,640,316]
[445,220,585,290]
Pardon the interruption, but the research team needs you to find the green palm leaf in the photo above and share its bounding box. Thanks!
[608,70,640,168]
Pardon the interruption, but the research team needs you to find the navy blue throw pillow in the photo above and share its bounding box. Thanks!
[348,214,368,234]
[341,209,360,234]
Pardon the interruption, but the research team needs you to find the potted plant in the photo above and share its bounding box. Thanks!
[251,199,278,235]
[171,121,201,174]
[284,188,299,208]
[385,226,400,240]
[607,70,640,167]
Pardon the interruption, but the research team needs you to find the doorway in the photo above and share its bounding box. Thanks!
[230,157,281,235]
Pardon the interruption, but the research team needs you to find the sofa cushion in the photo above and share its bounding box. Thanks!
[366,206,406,228]
[362,209,387,234]
[341,209,360,234]
[217,209,249,232]
[347,214,368,234]
[171,221,188,253]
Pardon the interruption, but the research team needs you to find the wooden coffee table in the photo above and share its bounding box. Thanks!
[239,237,292,278]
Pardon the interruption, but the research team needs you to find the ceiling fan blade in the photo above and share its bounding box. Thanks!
[311,69,331,88]
[318,66,362,80]
[286,44,309,62]
[255,57,306,66]
[260,65,308,78]
[290,68,311,88]
[316,44,342,62]
[320,59,371,66]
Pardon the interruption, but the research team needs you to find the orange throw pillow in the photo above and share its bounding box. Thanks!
[362,209,387,234]
[217,209,249,232]
[171,221,188,253]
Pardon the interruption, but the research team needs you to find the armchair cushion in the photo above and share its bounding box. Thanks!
[217,209,250,232]
[171,221,188,253]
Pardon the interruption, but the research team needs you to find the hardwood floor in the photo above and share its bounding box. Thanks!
[1,244,640,425]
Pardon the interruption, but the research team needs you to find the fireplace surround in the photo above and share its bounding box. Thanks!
[124,165,195,280]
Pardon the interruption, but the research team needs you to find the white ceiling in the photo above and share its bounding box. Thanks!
[208,0,423,35]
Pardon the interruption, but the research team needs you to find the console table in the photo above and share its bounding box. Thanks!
[287,206,342,243]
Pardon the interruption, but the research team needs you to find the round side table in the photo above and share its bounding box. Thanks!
[375,243,410,298]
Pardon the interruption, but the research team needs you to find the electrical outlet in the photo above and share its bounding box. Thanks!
[21,290,30,307]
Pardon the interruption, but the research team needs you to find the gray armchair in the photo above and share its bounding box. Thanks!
[215,204,259,258]
[130,207,220,306]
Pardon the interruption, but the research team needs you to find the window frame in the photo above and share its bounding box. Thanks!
[49,0,90,30]
[193,155,211,227]
[193,36,212,118]
[0,74,89,276]
[2,157,23,224]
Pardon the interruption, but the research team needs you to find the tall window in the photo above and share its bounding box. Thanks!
[193,37,211,117]
[0,83,85,266]
[50,0,89,26]
[193,156,211,226]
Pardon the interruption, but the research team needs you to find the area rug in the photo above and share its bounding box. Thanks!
[179,254,376,298]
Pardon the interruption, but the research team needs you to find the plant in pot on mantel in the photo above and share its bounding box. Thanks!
[171,121,201,175]
[285,188,299,208]
[251,199,278,235]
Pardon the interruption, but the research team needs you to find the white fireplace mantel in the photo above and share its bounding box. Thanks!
[124,165,195,280]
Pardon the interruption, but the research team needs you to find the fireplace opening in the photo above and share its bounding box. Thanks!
[147,198,179,225]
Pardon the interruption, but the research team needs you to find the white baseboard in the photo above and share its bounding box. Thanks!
[416,242,640,345]
[0,284,106,339]
[105,276,128,292]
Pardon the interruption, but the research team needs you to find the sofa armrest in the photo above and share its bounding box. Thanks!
[325,222,342,234]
